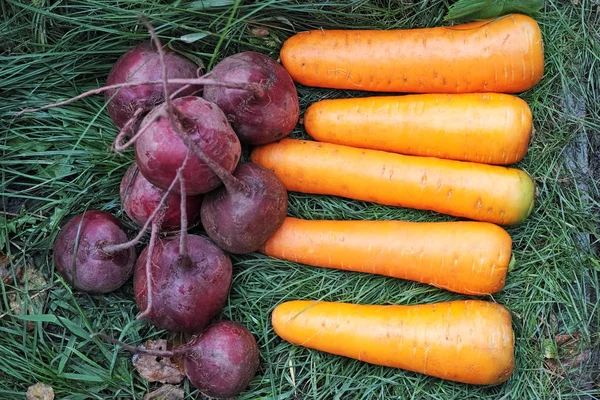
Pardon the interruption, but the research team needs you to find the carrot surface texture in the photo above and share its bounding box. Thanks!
[304,93,532,165]
[272,300,515,385]
[250,139,535,226]
[260,217,512,295]
[280,13,544,93]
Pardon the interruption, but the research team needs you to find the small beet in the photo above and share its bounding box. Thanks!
[184,321,260,398]
[94,320,259,399]
[120,163,202,231]
[104,42,201,129]
[53,211,136,293]
[201,162,288,254]
[203,51,300,145]
[133,234,232,333]
[134,96,242,195]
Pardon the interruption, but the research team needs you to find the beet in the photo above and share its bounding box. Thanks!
[133,234,232,333]
[104,42,201,129]
[53,211,136,293]
[201,162,288,254]
[152,102,288,254]
[134,96,242,195]
[183,321,260,398]
[120,163,202,231]
[94,320,259,399]
[203,51,299,145]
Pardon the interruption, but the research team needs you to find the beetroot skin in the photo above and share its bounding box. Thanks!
[135,96,242,195]
[203,51,300,145]
[104,42,201,129]
[201,162,288,254]
[53,211,136,293]
[184,321,260,398]
[120,163,202,231]
[133,235,232,333]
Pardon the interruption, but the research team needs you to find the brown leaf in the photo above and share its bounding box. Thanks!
[0,253,22,285]
[544,331,592,378]
[7,264,48,331]
[555,332,581,347]
[544,358,561,373]
[250,27,270,37]
[26,383,54,400]
[133,339,185,384]
[562,349,591,369]
[144,384,185,400]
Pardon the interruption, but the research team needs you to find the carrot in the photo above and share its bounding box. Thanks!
[304,93,532,165]
[260,217,512,295]
[280,14,544,93]
[272,299,515,385]
[250,139,535,226]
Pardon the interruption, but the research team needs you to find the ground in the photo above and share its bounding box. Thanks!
[1,1,599,399]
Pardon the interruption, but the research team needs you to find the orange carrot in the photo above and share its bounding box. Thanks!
[250,139,535,226]
[280,14,544,94]
[260,217,512,295]
[272,300,515,385]
[304,93,532,165]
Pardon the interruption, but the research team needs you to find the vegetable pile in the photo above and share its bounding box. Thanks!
[20,10,544,398]
[22,23,299,398]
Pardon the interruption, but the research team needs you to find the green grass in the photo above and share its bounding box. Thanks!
[1,0,599,399]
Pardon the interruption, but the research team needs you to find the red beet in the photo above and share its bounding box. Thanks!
[183,321,260,398]
[94,320,259,399]
[120,163,202,231]
[133,234,232,333]
[104,42,201,129]
[201,162,288,254]
[134,96,242,195]
[203,51,299,145]
[53,211,136,293]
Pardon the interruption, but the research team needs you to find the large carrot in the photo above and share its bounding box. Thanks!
[272,300,515,385]
[280,14,544,94]
[304,93,532,165]
[250,139,535,226]
[260,217,512,295]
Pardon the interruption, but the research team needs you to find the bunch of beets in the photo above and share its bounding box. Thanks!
[50,28,299,399]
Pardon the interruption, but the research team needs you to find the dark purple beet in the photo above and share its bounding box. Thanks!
[201,162,288,254]
[53,211,136,293]
[104,42,201,129]
[134,96,242,195]
[203,51,299,145]
[94,320,259,399]
[184,321,260,399]
[120,163,202,231]
[133,234,232,333]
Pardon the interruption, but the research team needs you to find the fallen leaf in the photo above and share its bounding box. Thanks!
[542,338,559,359]
[0,253,22,285]
[144,384,185,400]
[133,339,185,384]
[543,331,592,378]
[26,383,54,400]
[250,27,270,37]
[7,263,48,331]
[563,349,591,369]
[555,332,580,347]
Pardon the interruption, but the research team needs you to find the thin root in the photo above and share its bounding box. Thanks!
[136,213,162,321]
